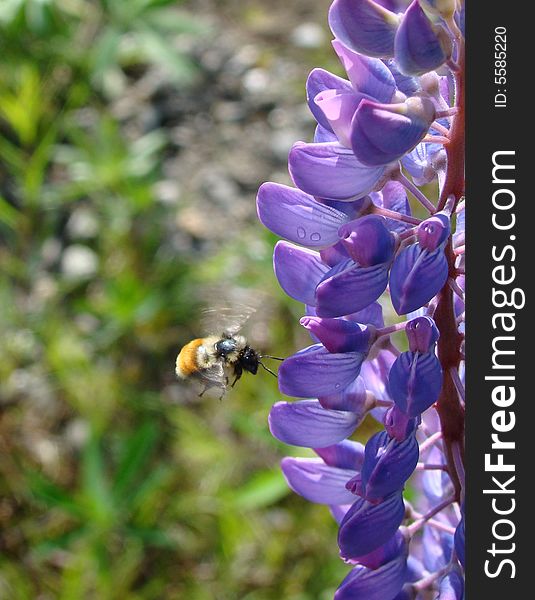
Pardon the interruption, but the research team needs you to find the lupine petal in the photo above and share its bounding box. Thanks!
[350,96,436,166]
[389,243,448,315]
[346,301,385,328]
[418,212,451,251]
[383,58,420,96]
[377,180,413,233]
[273,241,328,305]
[388,351,443,417]
[289,141,385,201]
[300,317,374,353]
[422,446,453,503]
[316,261,390,317]
[281,457,357,505]
[257,182,349,248]
[278,344,365,397]
[406,316,440,353]
[338,215,395,266]
[338,492,406,558]
[315,123,339,143]
[423,525,454,572]
[384,404,419,441]
[307,68,353,131]
[334,554,407,600]
[332,39,396,102]
[401,141,443,185]
[454,513,465,568]
[437,569,465,600]
[394,0,452,76]
[315,89,369,148]
[315,439,366,470]
[359,430,419,501]
[328,0,400,58]
[269,399,363,447]
[319,375,369,412]
[354,530,407,569]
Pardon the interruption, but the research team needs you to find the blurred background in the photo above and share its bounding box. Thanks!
[0,0,383,598]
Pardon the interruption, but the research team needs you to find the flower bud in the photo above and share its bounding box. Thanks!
[356,430,419,501]
[384,405,419,441]
[406,315,440,352]
[418,212,450,251]
[300,316,376,354]
[338,492,406,559]
[388,350,443,417]
[394,0,453,76]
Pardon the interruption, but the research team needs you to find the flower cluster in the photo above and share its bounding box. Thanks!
[257,1,465,598]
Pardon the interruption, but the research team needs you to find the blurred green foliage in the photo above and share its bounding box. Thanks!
[0,1,355,598]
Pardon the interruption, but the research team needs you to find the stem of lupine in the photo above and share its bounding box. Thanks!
[434,45,465,501]
[395,172,437,214]
[406,496,456,536]
[369,205,422,226]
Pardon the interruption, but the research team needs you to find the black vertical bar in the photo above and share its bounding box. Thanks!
[466,1,530,597]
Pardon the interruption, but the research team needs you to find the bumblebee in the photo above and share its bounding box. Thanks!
[175,308,282,396]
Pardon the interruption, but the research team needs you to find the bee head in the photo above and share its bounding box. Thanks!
[240,346,260,374]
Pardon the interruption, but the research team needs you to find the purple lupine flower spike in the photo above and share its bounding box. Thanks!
[257,0,465,596]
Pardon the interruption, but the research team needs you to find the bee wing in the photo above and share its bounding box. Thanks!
[200,304,257,337]
[198,361,228,388]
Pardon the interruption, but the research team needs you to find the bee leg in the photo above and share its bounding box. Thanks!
[231,364,243,387]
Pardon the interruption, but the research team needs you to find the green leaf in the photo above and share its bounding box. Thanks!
[231,468,290,511]
[27,471,83,518]
[112,421,159,501]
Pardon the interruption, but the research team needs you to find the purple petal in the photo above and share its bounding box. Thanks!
[437,569,464,600]
[418,212,451,251]
[406,316,440,353]
[360,347,396,403]
[315,439,366,470]
[307,68,353,131]
[316,261,390,318]
[319,375,369,412]
[281,457,357,504]
[354,530,407,569]
[315,123,339,143]
[320,241,351,267]
[422,447,453,504]
[329,0,400,58]
[269,399,362,447]
[376,180,412,233]
[335,553,407,600]
[278,344,365,398]
[332,39,396,102]
[394,1,452,76]
[338,492,406,558]
[359,431,419,501]
[388,351,443,417]
[257,182,349,247]
[330,504,352,524]
[273,241,328,305]
[338,215,395,266]
[383,57,420,96]
[389,243,448,315]
[300,317,374,353]
[423,526,454,572]
[350,96,436,167]
[314,89,368,148]
[384,404,419,441]
[289,141,386,201]
[454,515,465,568]
[345,301,384,328]
[401,142,443,185]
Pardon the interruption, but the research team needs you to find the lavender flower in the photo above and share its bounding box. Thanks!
[257,0,465,597]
